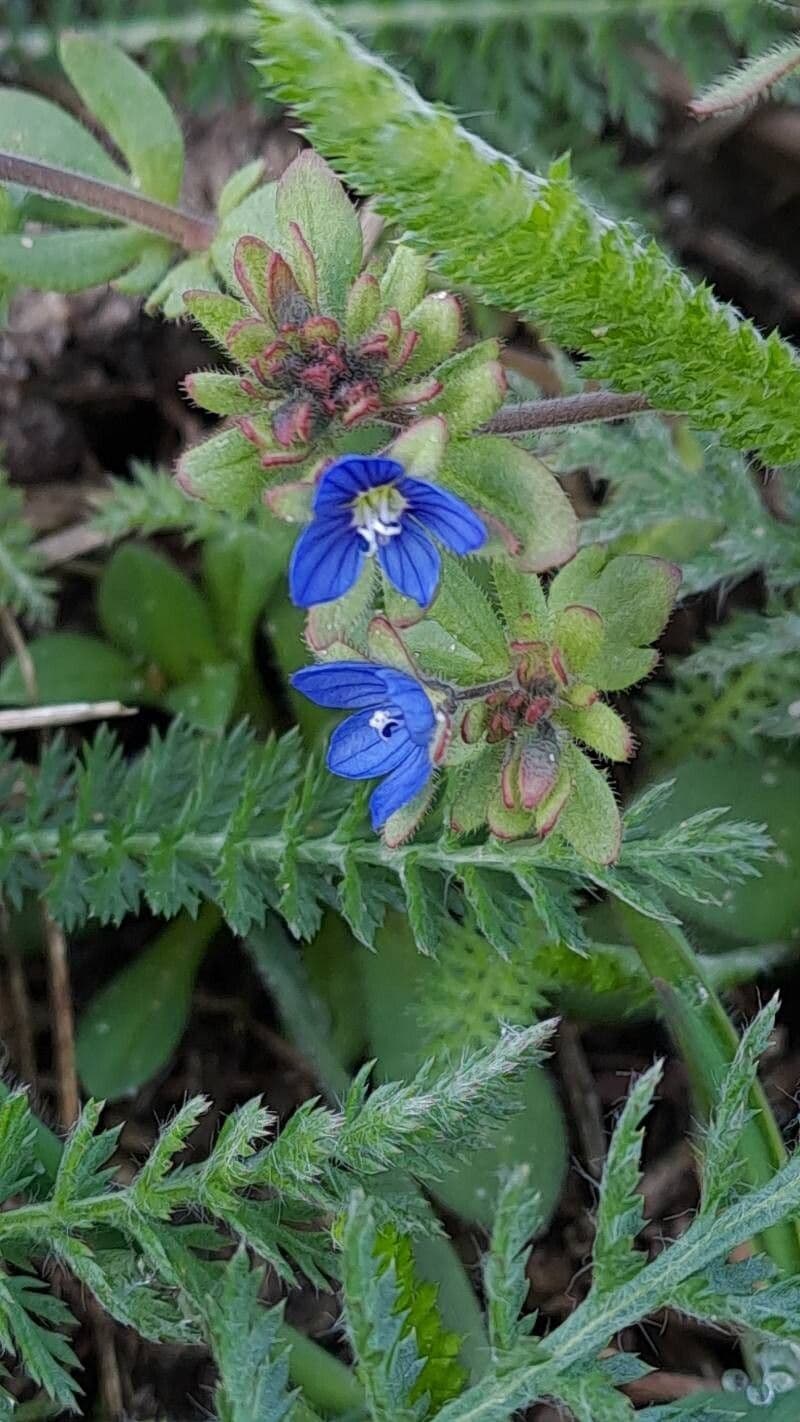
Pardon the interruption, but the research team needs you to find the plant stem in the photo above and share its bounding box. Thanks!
[0,152,215,252]
[615,904,800,1276]
[483,390,651,435]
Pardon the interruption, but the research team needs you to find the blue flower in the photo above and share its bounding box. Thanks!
[288,455,486,609]
[290,661,438,828]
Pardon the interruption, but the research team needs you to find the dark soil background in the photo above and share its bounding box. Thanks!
[2,65,800,1422]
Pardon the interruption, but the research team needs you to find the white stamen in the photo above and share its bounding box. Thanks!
[352,482,407,556]
[369,709,395,733]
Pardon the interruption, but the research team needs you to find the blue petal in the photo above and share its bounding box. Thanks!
[377,669,436,744]
[398,476,487,554]
[378,523,440,606]
[288,516,364,607]
[313,456,404,512]
[327,707,411,780]
[291,662,386,709]
[369,746,433,829]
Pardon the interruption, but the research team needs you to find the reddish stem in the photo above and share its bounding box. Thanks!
[0,150,216,252]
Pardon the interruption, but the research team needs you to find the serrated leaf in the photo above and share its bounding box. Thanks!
[483,1165,542,1358]
[58,35,184,203]
[591,1062,662,1295]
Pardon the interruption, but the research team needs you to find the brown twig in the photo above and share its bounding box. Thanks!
[43,912,80,1128]
[0,606,38,702]
[484,390,652,435]
[1,906,38,1087]
[0,151,216,252]
[556,1022,606,1178]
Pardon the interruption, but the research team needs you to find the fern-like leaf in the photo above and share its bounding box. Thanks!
[254,0,800,466]
[0,723,772,953]
[590,1062,662,1296]
[482,1165,542,1361]
[0,467,55,625]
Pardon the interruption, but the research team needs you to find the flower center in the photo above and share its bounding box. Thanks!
[369,708,401,740]
[351,483,407,556]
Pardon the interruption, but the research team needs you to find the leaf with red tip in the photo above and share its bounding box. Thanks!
[386,375,443,408]
[268,249,310,327]
[487,776,535,840]
[264,479,315,523]
[305,563,377,654]
[177,428,264,514]
[276,150,362,318]
[183,372,261,416]
[272,398,314,448]
[286,220,319,305]
[233,235,276,322]
[227,317,275,363]
[403,293,462,376]
[554,604,604,676]
[183,289,248,349]
[518,725,561,810]
[534,762,571,838]
[366,614,422,675]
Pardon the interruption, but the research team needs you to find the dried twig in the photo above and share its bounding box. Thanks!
[0,701,136,732]
[43,912,80,1128]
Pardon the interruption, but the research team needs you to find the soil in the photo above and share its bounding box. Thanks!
[1,72,800,1422]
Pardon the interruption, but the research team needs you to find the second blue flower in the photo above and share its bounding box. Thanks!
[288,455,486,609]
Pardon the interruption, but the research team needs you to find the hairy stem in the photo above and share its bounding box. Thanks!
[483,390,651,434]
[616,904,800,1277]
[0,151,215,251]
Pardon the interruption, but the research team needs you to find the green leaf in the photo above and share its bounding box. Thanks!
[177,428,268,514]
[362,915,566,1230]
[164,662,240,731]
[556,743,622,865]
[0,228,146,292]
[75,906,220,1100]
[402,556,510,681]
[97,544,221,682]
[492,563,549,643]
[207,1252,297,1422]
[483,1165,542,1359]
[58,34,184,203]
[185,372,262,416]
[443,437,577,572]
[379,245,428,318]
[591,1062,662,1295]
[201,525,290,661]
[211,183,280,291]
[218,160,268,220]
[276,150,362,318]
[0,88,126,225]
[641,754,800,944]
[0,632,140,705]
[0,468,55,625]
